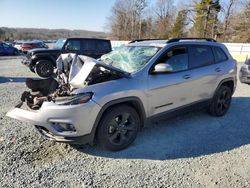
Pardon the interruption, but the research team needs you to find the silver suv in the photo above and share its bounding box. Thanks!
[7,38,237,151]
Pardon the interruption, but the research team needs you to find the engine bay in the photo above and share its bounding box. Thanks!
[21,54,126,110]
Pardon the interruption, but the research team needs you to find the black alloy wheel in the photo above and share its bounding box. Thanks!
[209,85,232,116]
[97,105,140,151]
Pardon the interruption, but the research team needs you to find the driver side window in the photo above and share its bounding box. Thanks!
[160,46,188,72]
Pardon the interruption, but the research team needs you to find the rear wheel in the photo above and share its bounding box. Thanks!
[35,60,54,78]
[209,85,232,116]
[97,105,140,151]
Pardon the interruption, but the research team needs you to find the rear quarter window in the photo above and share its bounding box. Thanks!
[213,46,228,63]
[189,45,214,69]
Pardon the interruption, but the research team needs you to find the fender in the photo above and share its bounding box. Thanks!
[213,77,236,97]
[88,96,147,144]
[31,53,57,67]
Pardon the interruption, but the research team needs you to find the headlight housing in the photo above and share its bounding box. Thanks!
[55,92,93,105]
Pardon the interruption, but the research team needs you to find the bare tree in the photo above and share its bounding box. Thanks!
[154,0,175,38]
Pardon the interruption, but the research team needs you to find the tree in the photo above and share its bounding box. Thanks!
[154,0,174,38]
[108,0,148,40]
[194,0,221,38]
[171,9,188,37]
[231,2,250,42]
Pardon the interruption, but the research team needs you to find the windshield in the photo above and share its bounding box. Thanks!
[53,39,66,49]
[100,46,160,73]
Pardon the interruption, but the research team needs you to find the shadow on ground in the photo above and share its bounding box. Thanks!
[0,76,33,84]
[74,97,250,160]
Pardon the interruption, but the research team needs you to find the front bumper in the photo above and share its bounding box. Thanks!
[239,65,250,84]
[6,100,101,143]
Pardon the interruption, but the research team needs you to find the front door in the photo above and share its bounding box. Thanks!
[147,45,194,116]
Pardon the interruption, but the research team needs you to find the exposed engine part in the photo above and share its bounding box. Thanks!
[21,54,126,110]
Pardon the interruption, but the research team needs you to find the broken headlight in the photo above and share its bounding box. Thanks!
[56,92,93,105]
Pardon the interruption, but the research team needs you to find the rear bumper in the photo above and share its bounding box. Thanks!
[6,100,101,144]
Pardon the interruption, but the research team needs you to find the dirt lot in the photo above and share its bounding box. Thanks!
[0,56,249,188]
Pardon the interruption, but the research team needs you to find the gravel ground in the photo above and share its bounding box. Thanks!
[0,57,249,188]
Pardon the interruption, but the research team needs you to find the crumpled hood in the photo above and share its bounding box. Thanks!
[56,53,130,89]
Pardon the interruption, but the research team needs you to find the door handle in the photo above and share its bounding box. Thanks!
[215,68,221,72]
[183,74,191,79]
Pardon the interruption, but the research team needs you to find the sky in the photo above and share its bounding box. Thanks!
[0,0,117,31]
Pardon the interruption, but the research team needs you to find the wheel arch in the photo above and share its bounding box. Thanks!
[89,97,147,144]
[32,55,56,67]
[214,78,235,96]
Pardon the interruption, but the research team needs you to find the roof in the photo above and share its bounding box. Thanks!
[127,40,168,48]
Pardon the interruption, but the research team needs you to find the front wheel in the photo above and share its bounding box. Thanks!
[97,105,140,151]
[209,85,232,117]
[35,60,54,78]
[13,50,19,56]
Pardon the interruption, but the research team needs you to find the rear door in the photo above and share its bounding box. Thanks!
[187,45,223,102]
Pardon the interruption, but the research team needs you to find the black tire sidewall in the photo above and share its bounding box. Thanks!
[35,60,53,78]
[210,86,232,116]
[97,105,140,151]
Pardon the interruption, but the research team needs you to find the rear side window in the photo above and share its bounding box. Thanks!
[189,45,214,69]
[213,46,228,63]
[96,41,111,52]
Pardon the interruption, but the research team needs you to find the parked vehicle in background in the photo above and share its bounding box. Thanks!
[22,38,112,77]
[20,41,48,53]
[0,42,19,56]
[14,41,24,51]
[239,58,250,84]
[7,38,237,151]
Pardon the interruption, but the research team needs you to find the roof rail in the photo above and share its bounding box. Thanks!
[167,38,217,43]
[129,38,165,43]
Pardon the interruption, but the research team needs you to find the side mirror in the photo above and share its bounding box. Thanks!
[154,63,173,73]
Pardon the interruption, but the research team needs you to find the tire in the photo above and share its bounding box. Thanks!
[97,105,140,151]
[35,60,54,78]
[29,66,35,73]
[209,85,232,117]
[13,50,19,56]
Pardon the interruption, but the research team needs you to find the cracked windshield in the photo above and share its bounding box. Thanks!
[101,46,160,73]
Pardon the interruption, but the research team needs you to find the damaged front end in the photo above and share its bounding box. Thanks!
[16,53,129,110]
[6,53,129,142]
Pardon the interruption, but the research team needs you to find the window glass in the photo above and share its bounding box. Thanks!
[213,46,228,63]
[82,40,95,51]
[65,40,81,51]
[189,45,214,68]
[2,43,10,48]
[96,41,110,52]
[101,46,160,73]
[161,47,188,72]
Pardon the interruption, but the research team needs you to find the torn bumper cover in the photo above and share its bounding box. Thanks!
[6,100,101,143]
[6,53,129,143]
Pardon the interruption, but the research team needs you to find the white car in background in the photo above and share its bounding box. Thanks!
[14,41,24,51]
